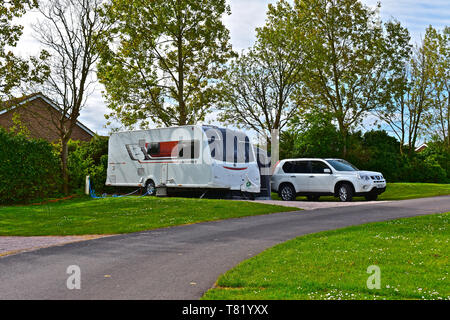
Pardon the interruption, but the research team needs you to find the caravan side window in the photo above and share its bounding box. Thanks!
[147,141,178,158]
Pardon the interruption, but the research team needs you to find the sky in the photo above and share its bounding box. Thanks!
[12,0,450,136]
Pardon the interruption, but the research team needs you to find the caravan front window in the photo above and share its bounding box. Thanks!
[206,129,254,163]
[208,136,255,163]
[178,140,200,159]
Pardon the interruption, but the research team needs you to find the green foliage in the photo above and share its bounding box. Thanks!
[409,139,449,183]
[421,139,450,175]
[356,130,402,181]
[0,0,49,100]
[0,128,61,204]
[281,112,342,159]
[9,112,31,138]
[97,0,235,128]
[289,0,411,155]
[67,135,111,194]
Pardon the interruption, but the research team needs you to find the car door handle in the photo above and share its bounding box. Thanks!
[290,176,296,178]
[309,176,315,178]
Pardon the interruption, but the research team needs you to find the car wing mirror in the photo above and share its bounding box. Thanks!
[324,168,331,174]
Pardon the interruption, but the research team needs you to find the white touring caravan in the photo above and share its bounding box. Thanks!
[106,125,261,197]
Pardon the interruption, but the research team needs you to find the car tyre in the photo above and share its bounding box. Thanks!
[337,184,353,202]
[279,184,296,201]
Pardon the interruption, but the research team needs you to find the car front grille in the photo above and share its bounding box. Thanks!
[370,175,384,183]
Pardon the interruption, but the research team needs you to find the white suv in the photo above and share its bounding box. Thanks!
[271,158,386,202]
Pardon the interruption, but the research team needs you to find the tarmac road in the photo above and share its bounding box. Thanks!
[0,196,448,300]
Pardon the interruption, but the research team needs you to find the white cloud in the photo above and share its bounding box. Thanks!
[361,0,450,42]
[224,0,277,51]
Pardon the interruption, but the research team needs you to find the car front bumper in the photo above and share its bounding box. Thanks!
[355,180,386,194]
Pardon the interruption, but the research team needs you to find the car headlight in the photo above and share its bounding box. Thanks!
[358,174,370,181]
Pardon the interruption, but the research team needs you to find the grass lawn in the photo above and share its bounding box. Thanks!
[271,182,450,201]
[0,196,297,236]
[203,212,450,300]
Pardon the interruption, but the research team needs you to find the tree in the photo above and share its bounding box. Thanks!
[33,0,109,194]
[377,26,443,154]
[280,110,343,160]
[374,22,412,153]
[293,0,406,156]
[97,0,235,129]
[0,0,48,101]
[218,0,303,141]
[427,26,449,147]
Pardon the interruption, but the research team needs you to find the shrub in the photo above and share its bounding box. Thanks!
[0,128,61,204]
[68,135,112,194]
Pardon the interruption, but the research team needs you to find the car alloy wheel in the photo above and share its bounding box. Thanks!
[339,186,347,201]
[338,184,353,202]
[280,185,295,201]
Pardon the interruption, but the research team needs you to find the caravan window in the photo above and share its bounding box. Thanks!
[244,136,250,163]
[233,136,238,163]
[203,127,254,163]
[208,138,254,163]
[145,140,199,159]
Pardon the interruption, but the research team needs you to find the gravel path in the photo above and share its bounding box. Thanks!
[0,235,106,257]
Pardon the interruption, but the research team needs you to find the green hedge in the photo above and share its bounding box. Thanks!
[0,128,61,204]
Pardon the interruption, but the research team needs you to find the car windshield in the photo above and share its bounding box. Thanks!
[326,159,358,171]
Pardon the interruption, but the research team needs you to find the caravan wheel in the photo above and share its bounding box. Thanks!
[145,180,156,196]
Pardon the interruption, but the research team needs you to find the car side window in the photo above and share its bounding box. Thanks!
[283,161,310,174]
[282,161,295,173]
[283,161,315,174]
[311,161,331,174]
[294,161,310,173]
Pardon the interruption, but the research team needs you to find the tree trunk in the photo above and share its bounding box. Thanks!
[342,132,348,158]
[61,138,69,194]
[447,92,450,147]
[337,119,348,158]
[176,2,186,126]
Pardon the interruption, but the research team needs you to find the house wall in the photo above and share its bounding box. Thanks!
[0,97,93,142]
